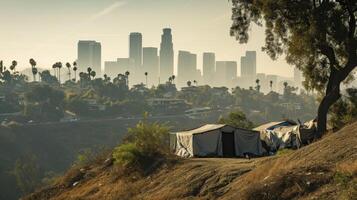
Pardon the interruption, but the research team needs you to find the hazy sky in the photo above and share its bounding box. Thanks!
[0,0,294,77]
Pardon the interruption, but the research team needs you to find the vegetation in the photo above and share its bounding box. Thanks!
[230,0,357,135]
[218,109,254,129]
[113,114,170,170]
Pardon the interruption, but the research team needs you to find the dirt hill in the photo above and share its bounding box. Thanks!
[24,122,357,200]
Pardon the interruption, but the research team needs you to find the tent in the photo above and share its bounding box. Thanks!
[254,120,316,152]
[173,124,263,158]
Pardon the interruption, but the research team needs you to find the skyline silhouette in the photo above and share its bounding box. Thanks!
[0,0,294,77]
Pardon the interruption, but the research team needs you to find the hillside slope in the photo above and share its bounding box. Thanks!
[25,122,357,200]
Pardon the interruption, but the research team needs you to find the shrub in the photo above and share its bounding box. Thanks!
[113,143,141,167]
[112,113,170,170]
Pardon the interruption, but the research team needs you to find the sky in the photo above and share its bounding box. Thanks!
[0,0,294,77]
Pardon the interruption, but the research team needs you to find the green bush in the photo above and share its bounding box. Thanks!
[113,113,170,169]
[113,143,141,167]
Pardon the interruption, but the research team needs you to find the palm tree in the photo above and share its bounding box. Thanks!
[10,60,17,73]
[32,67,38,82]
[57,62,63,83]
[125,71,130,86]
[73,62,78,82]
[90,71,96,79]
[171,75,176,84]
[269,80,273,91]
[66,62,71,81]
[255,79,260,92]
[187,80,192,87]
[29,59,37,81]
[283,81,288,89]
[52,64,57,78]
[193,80,197,86]
[144,72,148,87]
[87,67,92,80]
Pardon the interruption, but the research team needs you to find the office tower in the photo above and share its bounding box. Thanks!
[177,51,197,87]
[129,32,143,69]
[160,28,174,81]
[240,51,257,89]
[77,40,102,77]
[104,58,134,79]
[215,61,226,86]
[241,51,256,77]
[256,73,268,93]
[143,47,159,86]
[225,61,238,88]
[203,52,215,85]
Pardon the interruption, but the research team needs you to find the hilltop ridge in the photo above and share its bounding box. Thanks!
[24,122,357,200]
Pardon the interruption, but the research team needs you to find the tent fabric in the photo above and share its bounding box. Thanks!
[254,120,317,152]
[174,124,263,158]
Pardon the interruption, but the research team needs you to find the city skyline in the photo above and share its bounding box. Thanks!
[0,0,295,77]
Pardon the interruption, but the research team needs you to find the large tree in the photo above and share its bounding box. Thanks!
[230,0,357,134]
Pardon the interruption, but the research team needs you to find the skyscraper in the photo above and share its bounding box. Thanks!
[77,40,102,77]
[203,52,215,85]
[104,58,134,79]
[129,32,143,69]
[160,28,174,81]
[225,61,238,87]
[215,61,227,86]
[143,47,159,86]
[177,50,197,87]
[241,51,256,77]
[240,51,257,89]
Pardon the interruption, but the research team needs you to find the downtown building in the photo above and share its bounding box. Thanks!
[239,51,257,89]
[143,47,159,86]
[104,58,134,79]
[215,61,237,88]
[129,32,143,84]
[177,50,199,87]
[77,40,102,77]
[159,28,174,83]
[202,52,216,86]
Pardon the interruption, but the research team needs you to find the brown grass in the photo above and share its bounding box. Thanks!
[23,122,357,200]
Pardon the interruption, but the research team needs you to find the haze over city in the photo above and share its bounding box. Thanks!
[0,0,293,77]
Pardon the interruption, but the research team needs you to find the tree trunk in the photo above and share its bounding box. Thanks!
[316,80,341,136]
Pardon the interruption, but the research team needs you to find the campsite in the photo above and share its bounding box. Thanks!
[171,119,317,159]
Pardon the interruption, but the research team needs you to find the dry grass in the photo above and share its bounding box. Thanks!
[23,122,357,200]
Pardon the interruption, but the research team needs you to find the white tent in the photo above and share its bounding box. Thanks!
[173,124,263,158]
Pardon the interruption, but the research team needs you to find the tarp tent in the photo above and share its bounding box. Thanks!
[254,120,316,152]
[173,124,263,158]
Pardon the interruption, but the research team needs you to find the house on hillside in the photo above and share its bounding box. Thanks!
[171,124,263,158]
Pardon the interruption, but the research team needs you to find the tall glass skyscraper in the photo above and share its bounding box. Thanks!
[159,28,174,82]
[129,32,143,69]
[143,47,159,85]
[77,40,102,77]
[203,52,216,85]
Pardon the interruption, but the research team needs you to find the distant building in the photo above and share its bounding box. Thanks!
[143,47,159,86]
[214,61,237,88]
[160,28,174,81]
[240,51,257,88]
[177,51,197,87]
[77,40,102,77]
[225,61,238,88]
[104,58,134,79]
[129,32,143,69]
[202,52,216,85]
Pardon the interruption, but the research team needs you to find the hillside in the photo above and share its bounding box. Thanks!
[24,122,357,200]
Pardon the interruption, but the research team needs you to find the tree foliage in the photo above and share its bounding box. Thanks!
[230,0,357,133]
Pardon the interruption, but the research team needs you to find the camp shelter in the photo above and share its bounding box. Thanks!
[173,124,263,158]
[254,120,316,152]
[253,120,297,132]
